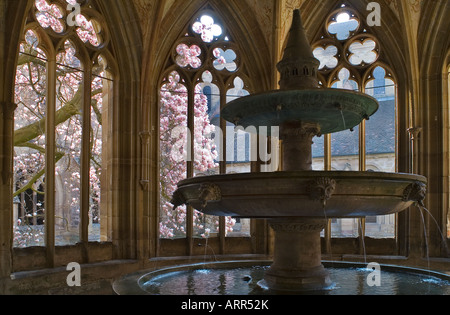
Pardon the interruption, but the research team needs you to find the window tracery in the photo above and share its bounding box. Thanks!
[312,4,397,239]
[159,10,252,241]
[13,0,114,248]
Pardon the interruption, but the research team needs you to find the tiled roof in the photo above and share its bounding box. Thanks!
[313,98,395,157]
[217,97,395,162]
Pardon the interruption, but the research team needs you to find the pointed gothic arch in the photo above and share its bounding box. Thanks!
[5,0,144,272]
[417,1,450,254]
[139,1,273,258]
[155,5,260,256]
[146,0,271,94]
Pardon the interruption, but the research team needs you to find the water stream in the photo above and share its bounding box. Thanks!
[339,110,347,130]
[204,235,209,263]
[322,203,334,265]
[359,219,367,265]
[417,207,431,273]
[417,205,449,257]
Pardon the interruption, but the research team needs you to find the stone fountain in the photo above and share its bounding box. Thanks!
[171,10,427,292]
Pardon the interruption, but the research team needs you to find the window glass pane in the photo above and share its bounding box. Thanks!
[35,0,65,33]
[331,218,358,238]
[159,71,188,239]
[313,45,338,70]
[365,67,396,171]
[312,136,325,170]
[193,74,220,238]
[75,15,103,47]
[13,32,47,248]
[176,44,202,69]
[55,40,82,246]
[364,66,397,238]
[226,77,251,174]
[194,71,220,177]
[331,127,359,171]
[213,48,237,72]
[348,39,377,66]
[327,12,359,40]
[331,68,359,238]
[89,55,112,242]
[225,77,250,237]
[192,14,223,43]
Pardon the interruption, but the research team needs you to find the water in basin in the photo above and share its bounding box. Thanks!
[140,263,450,295]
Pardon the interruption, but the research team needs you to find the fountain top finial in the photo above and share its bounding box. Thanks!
[277,9,320,90]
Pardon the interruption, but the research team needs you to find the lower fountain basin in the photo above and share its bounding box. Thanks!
[172,171,427,218]
[113,260,450,295]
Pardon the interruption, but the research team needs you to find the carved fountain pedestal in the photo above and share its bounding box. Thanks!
[263,218,331,291]
[263,121,333,291]
[263,119,337,291]
[171,9,427,293]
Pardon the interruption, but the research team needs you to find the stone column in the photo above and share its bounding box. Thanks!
[263,120,330,292]
[0,101,14,280]
[280,121,320,171]
[261,218,332,292]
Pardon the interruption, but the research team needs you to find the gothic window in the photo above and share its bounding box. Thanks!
[159,10,252,241]
[313,5,397,239]
[448,65,450,239]
[13,0,115,248]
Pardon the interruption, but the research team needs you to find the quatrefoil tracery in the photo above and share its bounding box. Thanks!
[314,8,381,80]
[33,0,107,50]
[172,13,240,77]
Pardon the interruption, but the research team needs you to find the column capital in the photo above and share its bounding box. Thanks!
[139,130,152,143]
[269,218,326,232]
[0,102,17,119]
[407,127,422,141]
[280,121,321,140]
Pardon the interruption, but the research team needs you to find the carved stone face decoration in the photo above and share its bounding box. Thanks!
[307,177,337,207]
[170,189,187,210]
[198,183,222,209]
[403,181,427,206]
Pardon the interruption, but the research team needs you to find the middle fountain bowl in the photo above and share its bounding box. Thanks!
[172,171,427,219]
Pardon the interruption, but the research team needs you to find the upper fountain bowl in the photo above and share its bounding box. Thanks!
[222,88,379,135]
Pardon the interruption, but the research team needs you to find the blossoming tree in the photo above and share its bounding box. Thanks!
[158,32,239,238]
[159,70,235,239]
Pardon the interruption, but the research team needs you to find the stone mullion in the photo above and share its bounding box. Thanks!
[186,83,194,255]
[45,57,56,267]
[358,84,367,250]
[218,86,226,253]
[0,101,16,278]
[80,64,91,259]
[323,134,332,255]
